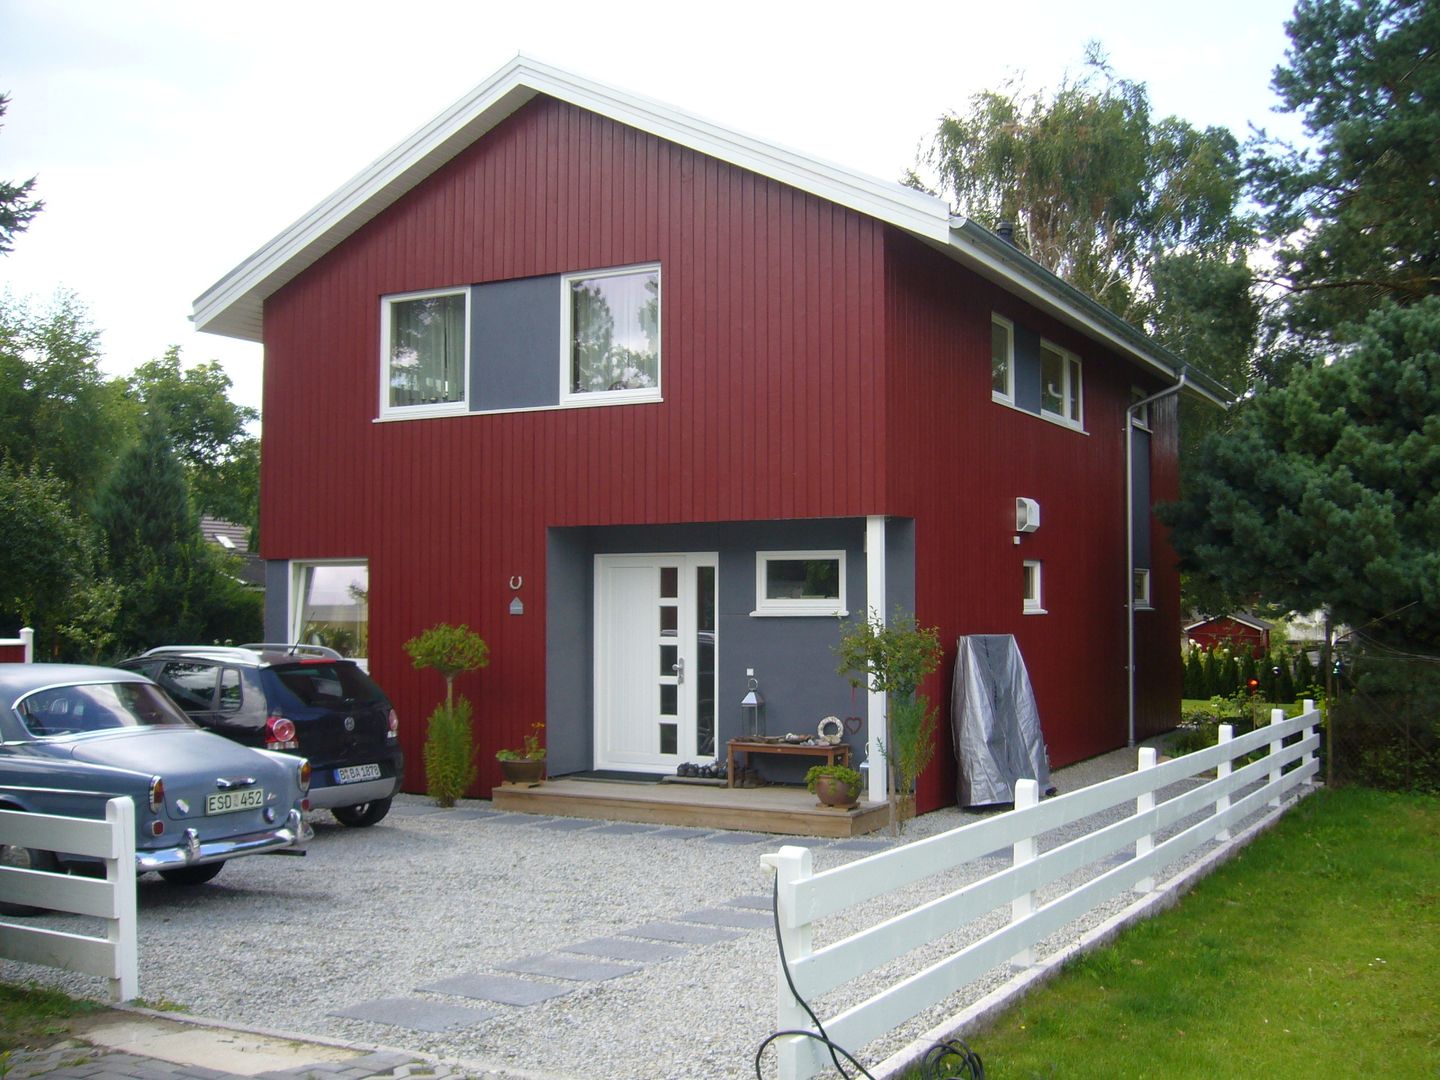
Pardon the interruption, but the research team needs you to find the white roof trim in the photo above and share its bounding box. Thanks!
[192,55,1217,401]
[1184,614,1273,633]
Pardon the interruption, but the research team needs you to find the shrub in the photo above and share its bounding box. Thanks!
[423,698,476,808]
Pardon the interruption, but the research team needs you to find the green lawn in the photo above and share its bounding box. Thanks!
[0,981,103,1053]
[924,788,1438,1079]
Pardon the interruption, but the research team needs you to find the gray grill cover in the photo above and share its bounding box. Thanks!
[950,634,1051,807]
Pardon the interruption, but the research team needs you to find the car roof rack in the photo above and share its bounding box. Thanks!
[239,643,345,661]
[141,645,261,660]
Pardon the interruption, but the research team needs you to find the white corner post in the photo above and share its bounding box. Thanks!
[105,797,139,1002]
[1215,724,1234,842]
[1010,778,1039,966]
[1134,747,1157,893]
[864,516,887,806]
[1269,708,1285,808]
[20,626,34,663]
[1302,699,1318,786]
[761,845,815,1080]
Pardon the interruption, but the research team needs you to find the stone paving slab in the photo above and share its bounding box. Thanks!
[624,920,744,944]
[532,818,602,831]
[675,906,773,930]
[477,814,551,827]
[700,831,769,845]
[418,973,573,1006]
[443,808,507,820]
[329,996,497,1032]
[642,826,709,840]
[760,836,830,848]
[384,804,446,817]
[587,822,659,836]
[562,936,688,962]
[723,894,772,910]
[495,953,640,981]
[831,838,892,852]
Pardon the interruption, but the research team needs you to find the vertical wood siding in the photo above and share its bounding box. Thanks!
[261,97,887,792]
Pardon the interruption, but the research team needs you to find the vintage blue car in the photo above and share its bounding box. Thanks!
[0,664,312,898]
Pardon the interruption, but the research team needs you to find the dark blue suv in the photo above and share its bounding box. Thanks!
[119,645,403,826]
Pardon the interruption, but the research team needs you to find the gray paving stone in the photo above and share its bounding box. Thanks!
[701,831,769,845]
[763,836,831,848]
[723,893,772,910]
[444,808,506,820]
[587,822,659,835]
[495,952,640,981]
[330,995,496,1032]
[385,804,446,817]
[676,906,773,930]
[418,972,573,1005]
[831,838,892,852]
[532,817,602,831]
[643,826,709,840]
[563,935,688,962]
[624,920,744,944]
[479,814,550,827]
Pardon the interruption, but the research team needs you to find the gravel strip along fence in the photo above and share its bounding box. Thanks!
[2,743,1294,1080]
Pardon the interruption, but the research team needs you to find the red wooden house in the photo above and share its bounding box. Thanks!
[1185,614,1273,658]
[193,58,1226,813]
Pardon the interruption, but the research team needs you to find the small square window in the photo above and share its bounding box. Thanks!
[291,560,369,667]
[1132,568,1152,608]
[561,264,661,404]
[380,289,469,418]
[1130,388,1152,431]
[752,551,847,617]
[1023,560,1046,614]
[1040,341,1083,428]
[991,314,1014,400]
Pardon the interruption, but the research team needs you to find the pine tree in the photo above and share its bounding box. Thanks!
[1295,649,1318,696]
[1275,655,1296,704]
[1184,648,1206,699]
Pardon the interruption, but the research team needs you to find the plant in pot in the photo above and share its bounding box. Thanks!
[805,763,863,809]
[835,606,942,836]
[496,721,546,786]
[404,622,490,808]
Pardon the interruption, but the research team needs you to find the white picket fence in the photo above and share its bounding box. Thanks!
[0,626,35,662]
[0,797,139,1001]
[761,704,1321,1080]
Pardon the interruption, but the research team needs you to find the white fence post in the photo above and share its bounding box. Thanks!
[1010,779,1039,966]
[20,626,34,662]
[1216,724,1234,842]
[1134,747,1157,893]
[1302,699,1318,785]
[1269,708,1285,807]
[762,845,815,1080]
[105,797,138,1001]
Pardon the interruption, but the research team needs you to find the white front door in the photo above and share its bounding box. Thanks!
[594,553,718,772]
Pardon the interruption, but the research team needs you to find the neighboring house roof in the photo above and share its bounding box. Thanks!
[192,54,1231,407]
[1184,613,1273,634]
[200,515,265,588]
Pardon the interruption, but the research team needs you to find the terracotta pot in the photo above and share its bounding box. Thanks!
[814,774,859,808]
[498,757,545,786]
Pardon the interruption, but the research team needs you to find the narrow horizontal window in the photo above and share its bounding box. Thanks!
[380,288,469,418]
[752,550,847,617]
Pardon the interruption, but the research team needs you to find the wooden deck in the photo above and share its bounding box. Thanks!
[491,777,888,838]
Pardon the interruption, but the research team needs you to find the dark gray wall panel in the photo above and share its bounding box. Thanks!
[1130,427,1152,567]
[545,529,594,775]
[263,560,289,642]
[472,275,561,412]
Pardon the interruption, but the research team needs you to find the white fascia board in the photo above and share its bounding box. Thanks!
[192,54,950,342]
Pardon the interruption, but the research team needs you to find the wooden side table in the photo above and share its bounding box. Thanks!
[726,738,852,787]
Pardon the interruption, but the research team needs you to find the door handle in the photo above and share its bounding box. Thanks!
[673,657,684,684]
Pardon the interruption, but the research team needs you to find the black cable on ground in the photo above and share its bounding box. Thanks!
[753,878,984,1080]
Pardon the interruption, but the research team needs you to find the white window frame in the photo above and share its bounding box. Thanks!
[289,559,369,669]
[559,263,663,408]
[990,313,1015,403]
[752,550,848,617]
[1132,568,1153,609]
[1039,340,1084,429]
[379,287,471,420]
[1023,559,1046,615]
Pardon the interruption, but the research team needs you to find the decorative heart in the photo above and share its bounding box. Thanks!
[843,715,863,735]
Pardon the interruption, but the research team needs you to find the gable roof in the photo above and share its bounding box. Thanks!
[192,55,1230,407]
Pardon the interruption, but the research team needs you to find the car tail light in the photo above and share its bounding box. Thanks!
[149,776,165,812]
[387,708,400,740]
[298,760,311,794]
[265,715,299,750]
[151,820,165,836]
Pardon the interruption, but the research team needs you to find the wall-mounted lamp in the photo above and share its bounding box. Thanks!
[1015,497,1041,534]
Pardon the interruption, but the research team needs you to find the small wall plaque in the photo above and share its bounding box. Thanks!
[509,596,524,616]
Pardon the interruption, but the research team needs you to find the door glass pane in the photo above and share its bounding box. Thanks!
[659,605,677,636]
[660,644,678,676]
[659,722,677,755]
[660,566,678,598]
[696,565,716,757]
[660,684,677,716]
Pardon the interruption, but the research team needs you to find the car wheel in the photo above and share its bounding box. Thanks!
[331,797,392,827]
[158,861,225,886]
[0,836,60,917]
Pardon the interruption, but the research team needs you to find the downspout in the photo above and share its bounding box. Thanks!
[1126,370,1187,747]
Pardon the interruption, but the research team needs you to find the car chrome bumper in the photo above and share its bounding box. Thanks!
[135,809,312,872]
[306,775,401,809]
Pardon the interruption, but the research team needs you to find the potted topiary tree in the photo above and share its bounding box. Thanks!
[404,622,490,808]
[805,763,863,809]
[835,606,942,835]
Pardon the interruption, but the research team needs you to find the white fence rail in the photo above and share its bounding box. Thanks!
[0,798,139,1001]
[762,704,1321,1079]
[0,626,35,663]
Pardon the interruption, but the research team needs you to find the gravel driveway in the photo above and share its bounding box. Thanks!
[3,745,1288,1080]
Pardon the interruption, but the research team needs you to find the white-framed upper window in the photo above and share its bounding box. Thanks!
[1023,559,1046,614]
[991,313,1015,401]
[1040,340,1083,428]
[1130,387,1152,431]
[561,264,661,406]
[1132,568,1152,609]
[380,288,470,418]
[752,550,847,617]
[290,560,369,667]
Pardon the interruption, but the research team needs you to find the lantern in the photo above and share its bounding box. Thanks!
[740,675,766,738]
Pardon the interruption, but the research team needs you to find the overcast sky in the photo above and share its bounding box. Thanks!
[1,0,1304,414]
